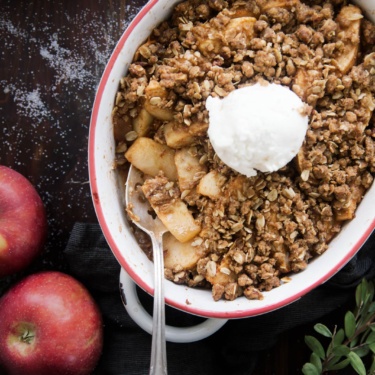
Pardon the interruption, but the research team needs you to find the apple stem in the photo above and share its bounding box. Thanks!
[21,330,34,344]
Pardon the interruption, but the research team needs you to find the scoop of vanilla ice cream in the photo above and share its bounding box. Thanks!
[206,83,308,177]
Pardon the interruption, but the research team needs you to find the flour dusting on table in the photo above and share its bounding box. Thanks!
[0,2,144,251]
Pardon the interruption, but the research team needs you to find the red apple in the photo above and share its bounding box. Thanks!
[0,271,103,375]
[0,166,47,277]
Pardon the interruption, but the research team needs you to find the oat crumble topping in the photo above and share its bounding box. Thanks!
[113,0,375,301]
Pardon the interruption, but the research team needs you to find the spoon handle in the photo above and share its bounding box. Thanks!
[149,233,167,375]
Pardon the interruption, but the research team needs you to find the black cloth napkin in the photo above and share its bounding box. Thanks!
[64,222,375,375]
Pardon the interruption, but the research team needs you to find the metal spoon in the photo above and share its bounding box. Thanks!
[125,165,168,375]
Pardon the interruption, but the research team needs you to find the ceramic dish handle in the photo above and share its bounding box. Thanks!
[119,268,228,343]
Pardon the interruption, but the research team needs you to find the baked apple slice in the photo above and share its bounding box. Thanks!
[125,137,178,181]
[133,108,154,137]
[164,121,208,149]
[142,175,201,243]
[144,80,174,121]
[260,0,300,11]
[174,147,207,191]
[163,232,204,270]
[196,171,226,200]
[333,5,362,74]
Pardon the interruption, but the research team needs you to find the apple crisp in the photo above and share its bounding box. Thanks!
[113,0,375,301]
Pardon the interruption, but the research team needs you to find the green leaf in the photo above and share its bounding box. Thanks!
[305,336,325,360]
[361,278,369,295]
[327,358,351,371]
[353,346,370,358]
[326,341,334,357]
[355,279,373,315]
[332,345,350,357]
[333,328,345,346]
[369,355,375,373]
[367,280,374,301]
[345,311,356,339]
[302,363,320,375]
[326,354,341,367]
[348,351,366,375]
[350,336,359,348]
[369,301,375,314]
[356,282,363,308]
[359,279,374,314]
[369,342,375,353]
[367,331,375,345]
[314,323,332,338]
[310,352,322,373]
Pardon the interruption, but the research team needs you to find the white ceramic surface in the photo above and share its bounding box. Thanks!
[89,0,375,319]
[119,268,228,342]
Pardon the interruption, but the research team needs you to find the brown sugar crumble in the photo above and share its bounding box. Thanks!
[113,0,375,301]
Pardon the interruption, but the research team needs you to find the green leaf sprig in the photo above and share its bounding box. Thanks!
[302,279,375,375]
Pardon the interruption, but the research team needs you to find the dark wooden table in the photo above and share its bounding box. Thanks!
[0,1,355,374]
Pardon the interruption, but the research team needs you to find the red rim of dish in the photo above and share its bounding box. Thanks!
[88,0,375,319]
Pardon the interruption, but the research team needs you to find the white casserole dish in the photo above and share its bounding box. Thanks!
[89,0,375,320]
